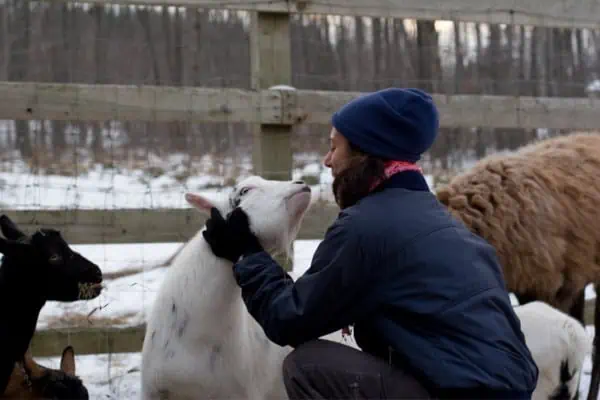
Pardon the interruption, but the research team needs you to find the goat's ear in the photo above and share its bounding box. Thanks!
[60,346,76,376]
[0,237,11,255]
[0,238,28,256]
[0,215,27,241]
[185,193,217,216]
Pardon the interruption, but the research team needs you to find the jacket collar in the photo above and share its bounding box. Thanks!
[374,170,431,193]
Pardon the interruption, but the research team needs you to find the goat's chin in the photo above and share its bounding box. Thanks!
[287,192,311,228]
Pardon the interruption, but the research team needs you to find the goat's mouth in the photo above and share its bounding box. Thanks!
[286,185,311,200]
[77,281,104,300]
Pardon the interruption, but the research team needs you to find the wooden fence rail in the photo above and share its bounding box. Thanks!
[56,0,600,30]
[30,298,598,358]
[1,82,600,130]
[0,201,341,245]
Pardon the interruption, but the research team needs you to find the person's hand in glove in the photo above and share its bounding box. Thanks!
[202,207,264,263]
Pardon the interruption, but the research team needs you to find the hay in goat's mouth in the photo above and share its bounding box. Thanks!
[77,282,104,299]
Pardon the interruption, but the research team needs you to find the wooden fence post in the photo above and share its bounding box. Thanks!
[249,10,295,271]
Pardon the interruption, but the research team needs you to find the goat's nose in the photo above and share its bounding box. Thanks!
[293,180,305,185]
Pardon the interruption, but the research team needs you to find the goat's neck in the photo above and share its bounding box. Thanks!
[0,266,46,394]
[0,266,46,325]
[166,232,243,339]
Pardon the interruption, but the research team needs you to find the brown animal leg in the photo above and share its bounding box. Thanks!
[586,286,600,400]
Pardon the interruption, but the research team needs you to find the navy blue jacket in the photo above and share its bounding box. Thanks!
[233,171,538,398]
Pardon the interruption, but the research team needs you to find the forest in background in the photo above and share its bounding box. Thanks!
[1,1,599,176]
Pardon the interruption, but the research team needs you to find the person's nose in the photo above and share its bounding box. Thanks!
[323,152,332,168]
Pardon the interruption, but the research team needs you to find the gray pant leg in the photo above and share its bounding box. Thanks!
[282,339,432,400]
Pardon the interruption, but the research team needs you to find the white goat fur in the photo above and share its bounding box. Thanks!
[140,176,314,400]
[514,301,591,400]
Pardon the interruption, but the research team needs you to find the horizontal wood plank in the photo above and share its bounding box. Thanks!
[30,325,146,357]
[61,0,600,30]
[295,89,600,130]
[0,82,288,124]
[1,82,599,130]
[0,200,340,244]
[30,297,597,357]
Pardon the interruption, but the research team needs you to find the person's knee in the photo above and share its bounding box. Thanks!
[282,339,325,378]
[282,349,297,380]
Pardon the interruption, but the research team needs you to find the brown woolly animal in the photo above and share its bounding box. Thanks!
[2,346,88,399]
[435,132,600,400]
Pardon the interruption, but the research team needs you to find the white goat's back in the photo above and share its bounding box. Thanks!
[515,301,591,400]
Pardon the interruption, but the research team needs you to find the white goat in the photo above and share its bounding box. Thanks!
[514,301,591,400]
[140,176,313,400]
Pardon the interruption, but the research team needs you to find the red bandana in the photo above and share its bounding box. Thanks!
[369,160,423,192]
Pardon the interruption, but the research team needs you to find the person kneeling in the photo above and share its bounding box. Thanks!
[203,88,538,399]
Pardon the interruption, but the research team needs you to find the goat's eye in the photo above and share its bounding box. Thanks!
[239,187,251,196]
[48,254,62,264]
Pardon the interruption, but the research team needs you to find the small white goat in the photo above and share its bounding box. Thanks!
[140,176,313,400]
[514,301,591,400]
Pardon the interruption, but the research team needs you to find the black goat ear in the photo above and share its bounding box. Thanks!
[0,237,9,254]
[0,215,27,241]
[0,238,30,256]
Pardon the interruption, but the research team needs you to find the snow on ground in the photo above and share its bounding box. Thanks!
[37,351,142,400]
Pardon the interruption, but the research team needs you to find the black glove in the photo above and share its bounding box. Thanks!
[202,207,264,263]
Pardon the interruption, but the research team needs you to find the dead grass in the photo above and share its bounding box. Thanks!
[22,148,94,176]
[44,313,138,329]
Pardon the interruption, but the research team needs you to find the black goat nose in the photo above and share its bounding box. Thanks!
[293,180,305,185]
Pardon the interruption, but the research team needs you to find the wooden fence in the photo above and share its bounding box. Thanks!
[1,0,599,357]
[29,303,599,357]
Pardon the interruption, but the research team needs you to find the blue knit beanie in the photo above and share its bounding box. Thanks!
[331,88,439,162]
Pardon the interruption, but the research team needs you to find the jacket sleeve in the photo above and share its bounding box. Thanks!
[232,214,379,347]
